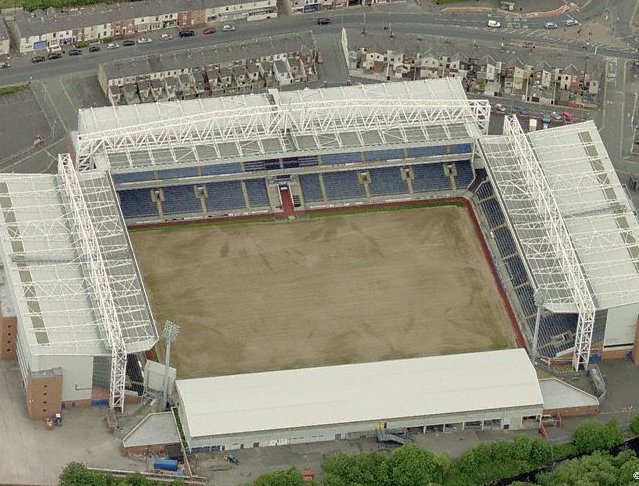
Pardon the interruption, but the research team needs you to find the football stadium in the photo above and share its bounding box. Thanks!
[0,78,638,451]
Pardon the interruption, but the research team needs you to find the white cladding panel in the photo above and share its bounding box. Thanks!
[604,303,639,347]
[37,355,94,402]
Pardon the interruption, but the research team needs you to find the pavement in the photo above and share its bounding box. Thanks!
[192,428,541,485]
[0,359,146,486]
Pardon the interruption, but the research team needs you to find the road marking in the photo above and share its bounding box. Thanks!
[37,82,68,132]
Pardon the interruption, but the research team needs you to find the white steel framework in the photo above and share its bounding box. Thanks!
[75,99,490,171]
[484,116,596,370]
[58,154,127,410]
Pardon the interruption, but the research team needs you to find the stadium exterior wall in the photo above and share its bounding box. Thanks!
[604,303,639,350]
[37,354,94,403]
[180,405,543,452]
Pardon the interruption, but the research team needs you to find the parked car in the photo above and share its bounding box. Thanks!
[487,19,501,28]
[0,62,9,68]
[222,24,235,32]
[68,49,82,56]
[160,33,173,40]
[565,18,579,26]
[179,30,195,37]
[551,111,563,121]
[317,18,331,25]
[516,106,528,116]
[544,22,558,29]
[88,45,101,52]
[47,52,62,60]
[562,111,574,122]
[493,103,506,113]
[32,55,46,63]
[203,27,216,35]
[123,40,136,46]
[107,43,119,49]
[137,37,152,44]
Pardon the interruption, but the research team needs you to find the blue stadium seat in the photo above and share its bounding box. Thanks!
[480,199,505,229]
[323,171,365,200]
[411,164,451,192]
[363,149,404,162]
[475,182,494,200]
[494,227,517,258]
[454,161,474,189]
[202,163,242,176]
[322,152,362,165]
[299,174,324,202]
[112,171,155,184]
[157,167,198,180]
[162,185,202,215]
[205,181,246,211]
[369,167,408,196]
[516,285,537,317]
[407,146,446,157]
[505,255,528,287]
[118,189,158,218]
[245,179,270,207]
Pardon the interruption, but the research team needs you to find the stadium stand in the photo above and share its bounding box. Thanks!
[157,167,198,180]
[480,198,506,229]
[162,185,201,215]
[475,181,494,201]
[299,174,324,203]
[505,256,529,288]
[112,171,156,184]
[364,149,405,162]
[202,163,242,176]
[322,152,362,165]
[205,181,246,211]
[323,171,365,200]
[118,188,158,218]
[245,179,270,207]
[369,167,409,196]
[454,161,474,188]
[412,164,451,192]
[493,227,517,258]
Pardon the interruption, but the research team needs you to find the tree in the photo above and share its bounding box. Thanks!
[248,468,309,486]
[59,463,115,486]
[388,444,451,486]
[323,452,390,486]
[572,419,624,454]
[630,412,639,436]
[536,451,618,486]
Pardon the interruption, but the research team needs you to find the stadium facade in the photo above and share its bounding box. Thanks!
[0,78,635,426]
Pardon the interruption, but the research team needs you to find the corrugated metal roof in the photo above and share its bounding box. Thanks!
[176,349,543,439]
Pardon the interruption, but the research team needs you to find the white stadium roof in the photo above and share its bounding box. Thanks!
[481,117,639,369]
[0,160,157,356]
[74,79,489,172]
[176,349,543,440]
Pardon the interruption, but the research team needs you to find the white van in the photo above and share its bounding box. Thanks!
[487,20,501,28]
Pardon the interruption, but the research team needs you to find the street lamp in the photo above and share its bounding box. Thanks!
[161,320,179,411]
[531,289,547,363]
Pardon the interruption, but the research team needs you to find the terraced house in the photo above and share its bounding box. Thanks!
[11,0,277,53]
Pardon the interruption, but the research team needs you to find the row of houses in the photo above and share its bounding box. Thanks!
[98,32,319,105]
[0,18,9,55]
[345,30,601,107]
[288,0,396,14]
[7,0,277,53]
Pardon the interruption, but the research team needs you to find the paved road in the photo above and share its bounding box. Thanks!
[0,5,637,87]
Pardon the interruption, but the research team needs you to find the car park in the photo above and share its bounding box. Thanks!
[317,18,331,25]
[0,62,9,68]
[565,18,579,26]
[544,22,558,29]
[68,49,82,56]
[160,33,173,40]
[123,40,136,46]
[222,24,235,32]
[179,30,195,37]
[137,37,152,44]
[88,45,101,52]
[487,19,501,28]
[203,27,216,34]
[107,43,119,49]
[47,52,62,60]
[32,56,46,63]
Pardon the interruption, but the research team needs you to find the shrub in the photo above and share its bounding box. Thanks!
[572,419,624,455]
[630,412,639,436]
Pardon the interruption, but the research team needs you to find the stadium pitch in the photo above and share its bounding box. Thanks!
[130,204,517,378]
